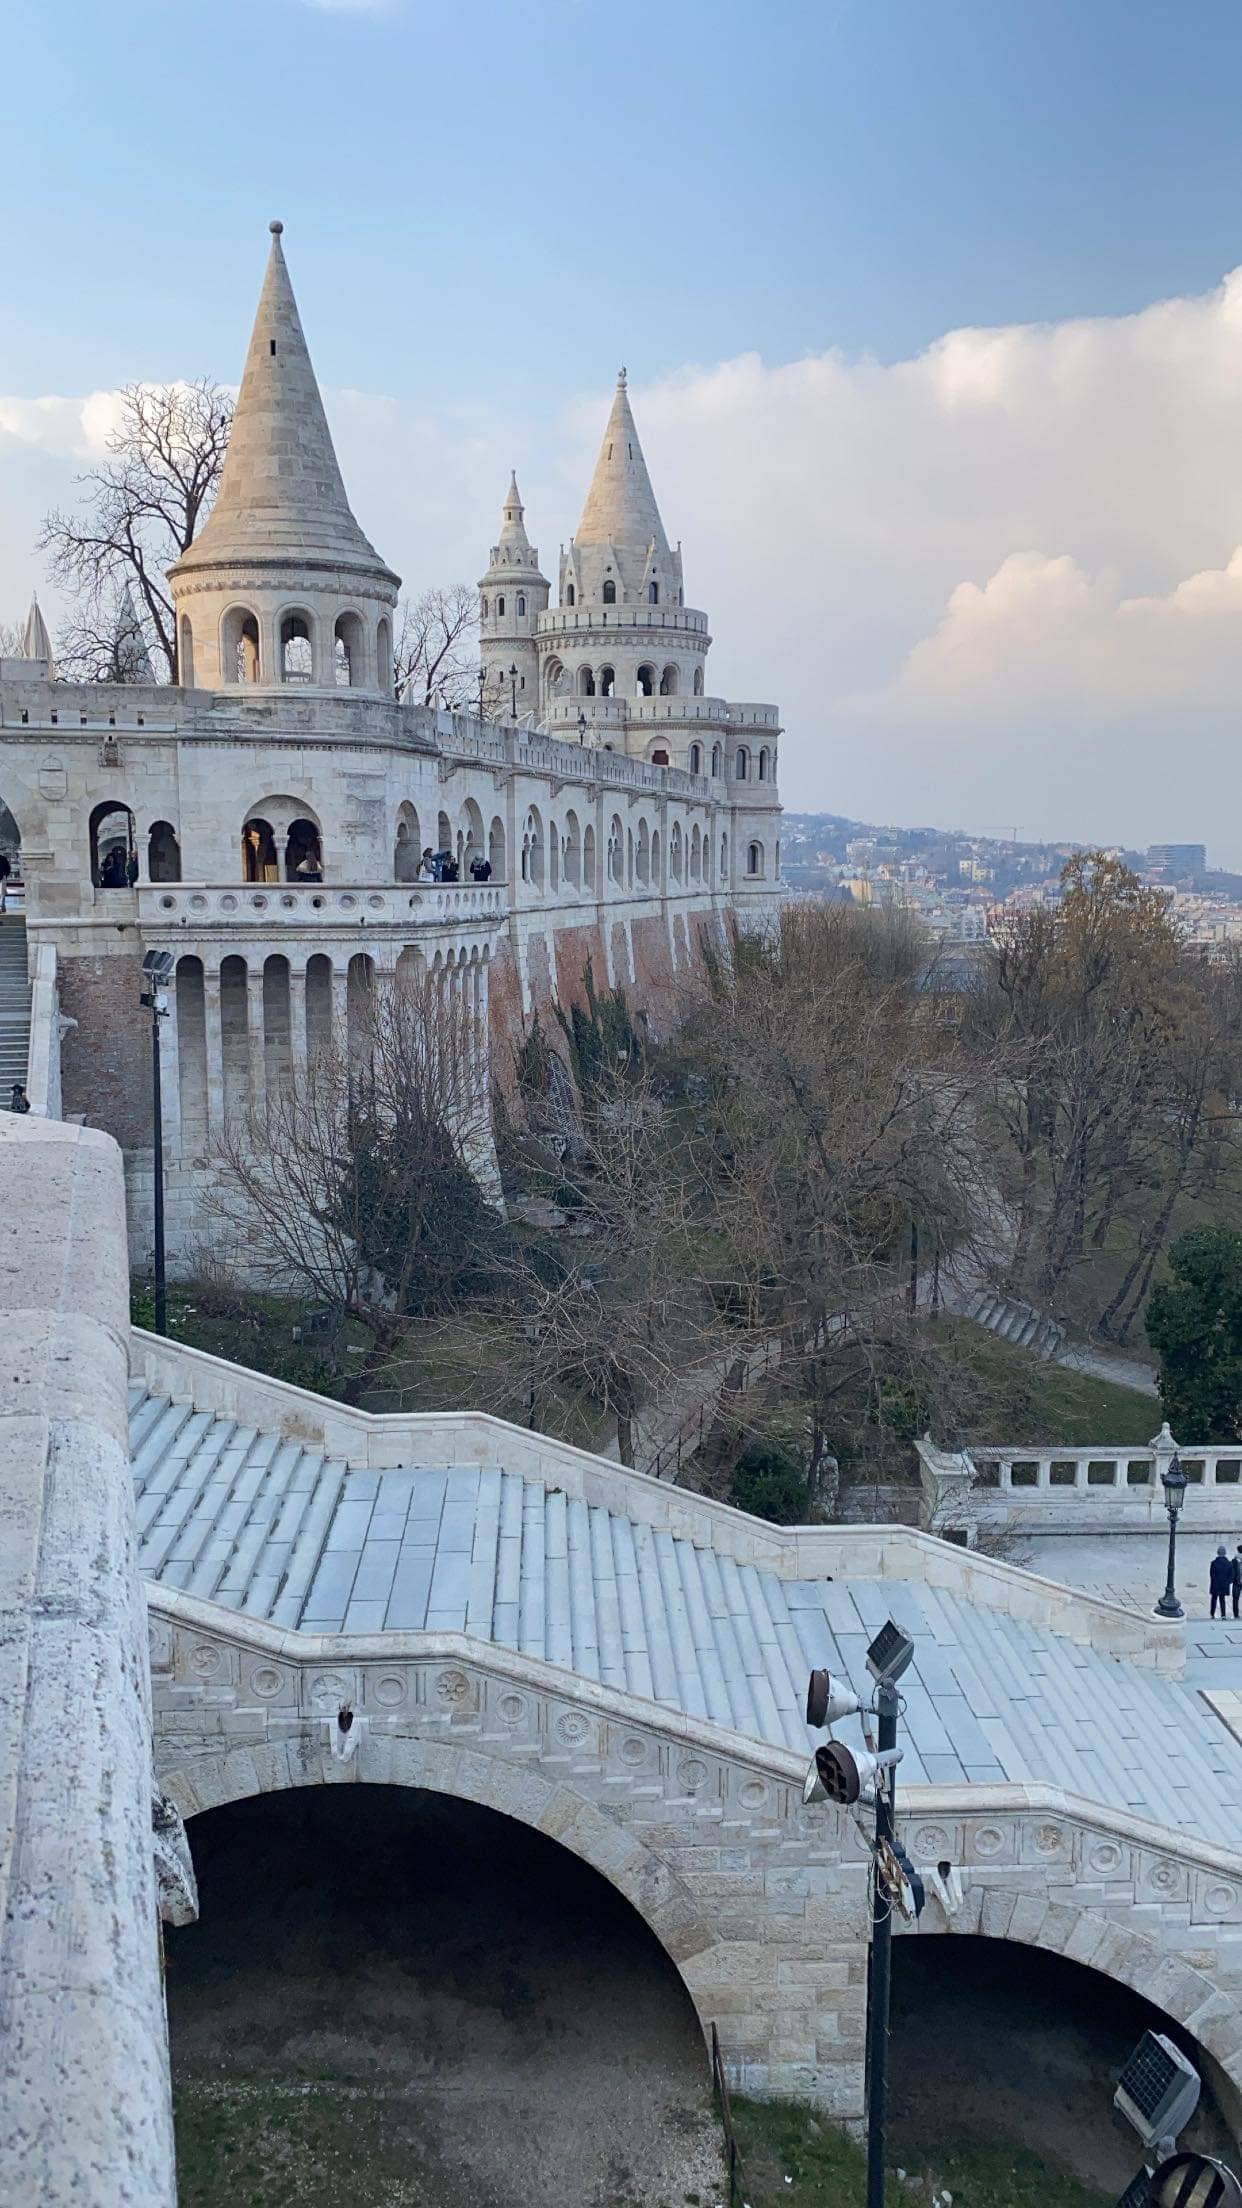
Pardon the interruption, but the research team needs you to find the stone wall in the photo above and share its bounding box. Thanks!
[0,1121,177,2208]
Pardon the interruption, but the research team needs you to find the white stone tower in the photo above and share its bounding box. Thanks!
[170,220,400,694]
[478,473,548,723]
[537,371,709,738]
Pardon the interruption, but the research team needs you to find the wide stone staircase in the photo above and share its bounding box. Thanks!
[965,1285,1065,1360]
[0,918,31,1094]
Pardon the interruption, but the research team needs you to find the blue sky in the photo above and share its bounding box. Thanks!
[5,0,1242,853]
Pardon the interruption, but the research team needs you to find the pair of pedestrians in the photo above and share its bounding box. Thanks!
[1209,1545,1242,1618]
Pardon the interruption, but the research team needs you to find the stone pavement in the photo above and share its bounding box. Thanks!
[1023,1530,1242,1691]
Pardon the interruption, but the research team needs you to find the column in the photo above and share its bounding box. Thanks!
[247,966,267,1123]
[203,965,224,1135]
[289,960,309,1071]
[331,964,349,1057]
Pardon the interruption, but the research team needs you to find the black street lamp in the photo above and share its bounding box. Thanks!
[477,665,486,721]
[1155,1452,1188,1619]
[509,663,518,721]
[577,709,587,743]
[140,949,174,1334]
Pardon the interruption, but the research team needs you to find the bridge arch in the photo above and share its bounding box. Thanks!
[160,1729,726,2030]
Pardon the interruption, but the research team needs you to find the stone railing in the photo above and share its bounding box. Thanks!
[537,605,710,639]
[131,1330,1183,1671]
[438,717,715,802]
[137,881,505,928]
[25,940,62,1117]
[917,1425,1242,1537]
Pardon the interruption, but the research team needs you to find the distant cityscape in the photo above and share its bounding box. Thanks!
[782,816,1242,952]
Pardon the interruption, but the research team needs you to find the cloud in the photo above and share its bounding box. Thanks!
[4,267,1242,857]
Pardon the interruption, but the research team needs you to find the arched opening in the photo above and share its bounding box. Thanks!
[222,606,260,685]
[516,594,526,617]
[306,952,333,1060]
[565,583,576,606]
[334,611,366,689]
[376,616,393,697]
[693,667,704,696]
[690,824,702,882]
[284,818,322,883]
[175,955,207,1151]
[544,656,566,702]
[670,822,683,882]
[710,743,721,778]
[166,1786,718,2208]
[262,954,292,1089]
[651,748,669,767]
[648,581,659,605]
[651,827,661,885]
[178,615,195,687]
[758,746,769,782]
[563,809,581,888]
[394,802,421,883]
[735,746,749,781]
[242,817,278,884]
[549,818,560,893]
[746,839,764,878]
[659,664,678,695]
[689,742,702,775]
[626,826,634,887]
[608,815,624,887]
[0,798,22,909]
[637,664,655,697]
[635,818,650,886]
[890,1936,1233,2193]
[347,952,374,1059]
[577,665,596,697]
[462,798,486,881]
[582,821,596,891]
[147,819,181,884]
[602,578,616,605]
[480,596,489,620]
[90,801,136,889]
[523,807,544,891]
[599,665,616,697]
[220,953,249,1119]
[719,831,728,881]
[488,815,506,882]
[280,611,314,685]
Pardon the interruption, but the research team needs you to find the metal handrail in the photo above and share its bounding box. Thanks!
[711,2022,748,2208]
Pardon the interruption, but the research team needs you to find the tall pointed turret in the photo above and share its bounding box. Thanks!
[170,222,399,694]
[575,371,669,558]
[479,469,548,725]
[21,593,53,666]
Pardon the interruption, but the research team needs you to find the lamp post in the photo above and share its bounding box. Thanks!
[140,949,174,1335]
[1155,1452,1188,1619]
[509,663,518,721]
[477,665,486,722]
[577,709,587,744]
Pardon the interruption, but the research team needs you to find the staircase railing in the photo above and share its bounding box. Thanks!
[711,2022,749,2208]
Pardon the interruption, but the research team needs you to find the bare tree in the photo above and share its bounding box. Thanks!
[0,620,25,657]
[55,585,155,684]
[393,583,495,711]
[207,965,498,1396]
[39,379,233,683]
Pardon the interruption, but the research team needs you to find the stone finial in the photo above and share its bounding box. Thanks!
[269,218,284,234]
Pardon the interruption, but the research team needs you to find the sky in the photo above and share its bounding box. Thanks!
[4,0,1242,857]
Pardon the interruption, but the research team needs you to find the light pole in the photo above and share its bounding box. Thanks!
[477,665,486,721]
[1154,1452,1188,1619]
[140,949,174,1334]
[803,1621,915,2208]
[509,663,518,722]
[577,708,587,744]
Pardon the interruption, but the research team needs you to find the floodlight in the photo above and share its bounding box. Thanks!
[1149,2154,1242,2208]
[813,1739,902,1806]
[1114,2033,1200,2151]
[806,1668,863,1729]
[142,948,174,980]
[866,1620,915,1688]
[1116,2171,1151,2208]
[802,1758,827,1807]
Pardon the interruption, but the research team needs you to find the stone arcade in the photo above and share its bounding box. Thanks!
[0,221,782,1268]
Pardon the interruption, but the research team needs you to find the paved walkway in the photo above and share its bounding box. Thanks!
[1023,1530,1242,1690]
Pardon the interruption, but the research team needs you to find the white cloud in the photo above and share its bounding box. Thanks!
[4,267,1242,858]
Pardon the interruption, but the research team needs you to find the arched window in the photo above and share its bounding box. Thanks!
[285,818,322,883]
[334,611,366,690]
[602,578,616,605]
[578,665,596,696]
[690,824,702,882]
[689,742,702,775]
[280,612,314,684]
[608,815,624,886]
[496,596,505,616]
[147,820,181,884]
[178,615,194,687]
[582,822,596,891]
[489,814,506,881]
[758,746,769,782]
[720,832,729,882]
[747,841,764,878]
[481,596,489,619]
[394,802,421,882]
[563,810,581,888]
[670,822,683,882]
[648,582,659,605]
[90,802,136,889]
[693,667,704,695]
[242,817,278,883]
[565,583,576,606]
[637,664,655,697]
[651,748,669,766]
[599,665,615,697]
[659,664,678,695]
[376,616,393,696]
[223,606,260,685]
[523,808,544,891]
[710,743,721,778]
[549,818,560,892]
[636,819,650,886]
[517,594,526,616]
[736,747,750,781]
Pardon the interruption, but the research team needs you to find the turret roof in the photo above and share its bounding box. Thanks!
[573,371,669,555]
[174,222,396,583]
[21,593,52,663]
[498,471,531,552]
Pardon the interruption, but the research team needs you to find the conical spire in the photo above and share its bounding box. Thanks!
[498,471,531,553]
[574,370,669,555]
[175,221,395,581]
[21,592,52,663]
[115,582,154,682]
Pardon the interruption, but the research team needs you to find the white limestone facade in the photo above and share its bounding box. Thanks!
[0,221,783,1271]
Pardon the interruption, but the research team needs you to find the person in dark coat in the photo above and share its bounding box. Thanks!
[1232,1545,1242,1620]
[1210,1545,1233,1619]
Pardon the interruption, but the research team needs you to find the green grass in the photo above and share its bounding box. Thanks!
[730,2099,1109,2208]
[934,1320,1159,1447]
